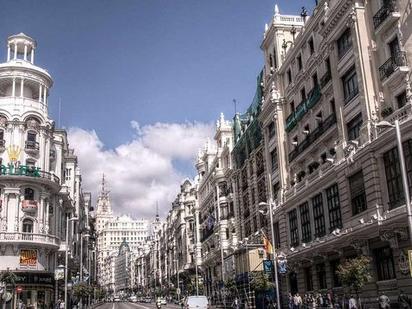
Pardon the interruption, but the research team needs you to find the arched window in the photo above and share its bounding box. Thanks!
[24,188,35,200]
[22,219,33,233]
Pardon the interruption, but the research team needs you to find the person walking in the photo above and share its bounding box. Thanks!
[349,295,357,309]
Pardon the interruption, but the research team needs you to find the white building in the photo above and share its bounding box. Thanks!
[0,33,89,308]
[95,176,150,293]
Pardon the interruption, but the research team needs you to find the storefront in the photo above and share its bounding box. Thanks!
[14,272,55,309]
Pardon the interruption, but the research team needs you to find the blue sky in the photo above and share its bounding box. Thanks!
[0,0,313,217]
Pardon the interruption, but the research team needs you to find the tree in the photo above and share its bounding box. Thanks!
[250,272,274,292]
[73,282,93,304]
[337,256,372,307]
[0,269,17,307]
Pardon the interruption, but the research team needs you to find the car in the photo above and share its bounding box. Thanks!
[113,297,121,302]
[156,297,167,306]
[184,296,209,309]
[129,296,138,303]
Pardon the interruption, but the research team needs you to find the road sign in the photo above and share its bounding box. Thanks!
[176,288,181,295]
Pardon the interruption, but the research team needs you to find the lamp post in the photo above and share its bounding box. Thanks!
[376,119,412,244]
[65,216,78,309]
[258,201,281,309]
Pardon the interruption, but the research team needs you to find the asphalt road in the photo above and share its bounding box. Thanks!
[97,302,181,309]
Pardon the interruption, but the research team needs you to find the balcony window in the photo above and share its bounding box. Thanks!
[24,188,35,200]
[349,170,367,215]
[373,0,399,29]
[299,202,312,243]
[342,67,359,104]
[379,38,406,81]
[22,219,33,234]
[312,193,326,237]
[287,69,292,84]
[300,88,306,102]
[326,184,342,231]
[374,246,396,281]
[317,263,327,289]
[312,73,318,88]
[270,149,278,171]
[309,38,315,55]
[288,209,299,247]
[383,140,412,209]
[27,131,36,142]
[268,121,276,138]
[297,55,303,71]
[272,182,279,200]
[347,113,363,141]
[337,28,352,59]
[397,91,407,108]
[290,101,295,113]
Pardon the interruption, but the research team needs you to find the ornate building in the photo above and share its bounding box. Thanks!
[0,33,89,307]
[260,0,412,306]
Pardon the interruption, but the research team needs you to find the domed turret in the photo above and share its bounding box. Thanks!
[7,33,37,63]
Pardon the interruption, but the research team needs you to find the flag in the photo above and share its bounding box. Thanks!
[263,235,273,254]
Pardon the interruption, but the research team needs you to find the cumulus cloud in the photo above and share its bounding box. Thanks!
[68,121,214,218]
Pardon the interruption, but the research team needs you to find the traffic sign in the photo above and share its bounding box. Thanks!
[176,288,181,295]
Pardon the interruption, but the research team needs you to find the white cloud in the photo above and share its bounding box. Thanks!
[67,121,214,219]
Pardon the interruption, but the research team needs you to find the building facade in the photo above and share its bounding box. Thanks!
[0,33,90,308]
[260,0,412,306]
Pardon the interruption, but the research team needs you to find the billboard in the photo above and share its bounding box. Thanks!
[19,249,37,269]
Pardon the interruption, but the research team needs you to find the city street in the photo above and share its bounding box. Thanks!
[97,303,182,309]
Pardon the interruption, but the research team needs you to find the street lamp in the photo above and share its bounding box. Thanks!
[258,201,281,309]
[375,119,412,244]
[65,216,78,309]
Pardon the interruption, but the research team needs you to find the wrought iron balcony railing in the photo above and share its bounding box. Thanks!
[25,140,39,150]
[373,0,398,29]
[379,51,407,81]
[289,114,336,162]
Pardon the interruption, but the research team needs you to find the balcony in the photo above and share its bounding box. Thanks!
[289,114,337,162]
[373,1,400,32]
[379,51,409,82]
[0,164,60,186]
[0,232,60,248]
[286,85,322,132]
[25,140,39,154]
[22,200,38,212]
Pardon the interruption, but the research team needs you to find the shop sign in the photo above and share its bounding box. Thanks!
[14,272,54,285]
[19,249,37,269]
[1,164,41,177]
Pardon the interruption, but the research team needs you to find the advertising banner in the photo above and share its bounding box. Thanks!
[19,249,37,269]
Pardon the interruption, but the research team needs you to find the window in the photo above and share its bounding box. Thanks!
[374,246,396,281]
[330,260,342,287]
[317,263,327,289]
[27,131,36,142]
[326,184,342,231]
[24,188,35,200]
[349,170,367,215]
[308,38,315,55]
[304,266,313,291]
[383,140,412,208]
[290,101,295,113]
[273,182,280,200]
[301,88,306,102]
[312,193,326,237]
[397,91,407,108]
[287,69,292,84]
[288,209,299,247]
[389,37,400,58]
[270,149,278,171]
[268,121,276,138]
[297,55,303,71]
[312,73,318,88]
[337,28,352,59]
[0,130,3,141]
[342,67,359,103]
[22,219,33,233]
[273,48,278,69]
[299,202,312,243]
[347,113,363,141]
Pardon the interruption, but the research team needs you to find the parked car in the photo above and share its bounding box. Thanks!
[156,297,167,305]
[129,295,138,303]
[184,296,209,309]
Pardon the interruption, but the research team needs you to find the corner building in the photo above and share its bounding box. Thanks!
[0,33,88,307]
[260,1,412,306]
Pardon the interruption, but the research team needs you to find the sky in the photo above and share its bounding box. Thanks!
[0,0,313,218]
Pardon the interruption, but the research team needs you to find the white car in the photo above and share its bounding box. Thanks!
[184,296,209,309]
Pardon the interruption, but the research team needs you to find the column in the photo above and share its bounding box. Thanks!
[20,78,24,97]
[23,44,27,61]
[43,87,47,104]
[7,44,10,61]
[39,196,45,232]
[14,43,17,60]
[30,48,34,64]
[39,84,42,102]
[12,78,16,97]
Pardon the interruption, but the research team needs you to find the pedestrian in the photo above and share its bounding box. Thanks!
[399,290,411,309]
[349,295,357,309]
[288,293,294,309]
[293,293,302,309]
[379,293,390,309]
